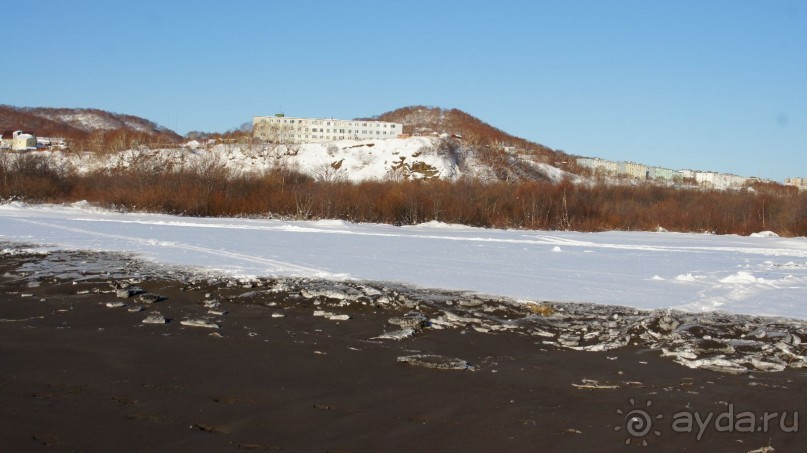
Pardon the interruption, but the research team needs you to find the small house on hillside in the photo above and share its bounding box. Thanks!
[1,130,37,151]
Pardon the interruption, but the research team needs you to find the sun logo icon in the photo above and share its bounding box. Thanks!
[615,398,663,446]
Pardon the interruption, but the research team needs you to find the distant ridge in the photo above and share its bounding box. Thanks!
[0,105,182,143]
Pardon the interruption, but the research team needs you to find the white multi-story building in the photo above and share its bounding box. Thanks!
[785,177,807,189]
[692,171,748,189]
[648,166,683,182]
[577,158,749,186]
[253,114,404,144]
[576,157,620,175]
[621,161,649,180]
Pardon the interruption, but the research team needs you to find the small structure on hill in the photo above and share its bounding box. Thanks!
[1,130,38,151]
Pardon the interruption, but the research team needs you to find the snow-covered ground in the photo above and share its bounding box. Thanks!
[33,138,466,181]
[2,202,807,319]
[27,137,574,183]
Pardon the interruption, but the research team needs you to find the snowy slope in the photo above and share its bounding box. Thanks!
[251,137,463,181]
[30,136,576,183]
[2,202,806,320]
[32,109,163,134]
[28,137,579,182]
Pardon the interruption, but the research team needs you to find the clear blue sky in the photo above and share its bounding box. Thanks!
[4,0,805,181]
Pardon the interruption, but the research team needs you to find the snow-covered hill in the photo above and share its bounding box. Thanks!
[29,107,173,135]
[41,136,578,183]
[1,106,183,143]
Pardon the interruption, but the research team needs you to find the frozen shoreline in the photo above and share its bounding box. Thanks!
[3,245,804,452]
[3,244,807,376]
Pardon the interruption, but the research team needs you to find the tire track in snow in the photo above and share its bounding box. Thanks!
[8,217,331,276]
[69,217,807,258]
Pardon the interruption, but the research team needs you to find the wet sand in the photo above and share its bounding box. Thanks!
[1,251,805,452]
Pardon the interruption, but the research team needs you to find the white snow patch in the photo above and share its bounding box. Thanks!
[719,271,776,285]
[406,220,476,230]
[750,231,780,238]
[719,271,760,284]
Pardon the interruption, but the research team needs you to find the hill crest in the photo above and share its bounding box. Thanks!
[0,105,181,143]
[361,106,562,159]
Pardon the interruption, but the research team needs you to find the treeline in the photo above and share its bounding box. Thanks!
[1,153,805,236]
[68,129,183,154]
[185,122,253,143]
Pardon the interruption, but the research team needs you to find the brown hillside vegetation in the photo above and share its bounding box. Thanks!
[26,107,177,135]
[185,122,254,143]
[1,154,805,236]
[0,105,182,152]
[362,106,576,180]
[362,106,566,162]
[0,105,88,138]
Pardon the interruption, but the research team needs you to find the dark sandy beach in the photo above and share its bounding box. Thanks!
[1,248,805,452]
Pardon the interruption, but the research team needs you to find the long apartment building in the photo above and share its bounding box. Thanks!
[253,114,404,144]
[785,177,807,189]
[576,156,765,188]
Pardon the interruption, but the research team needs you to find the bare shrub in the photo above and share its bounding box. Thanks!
[1,151,805,237]
[0,153,74,201]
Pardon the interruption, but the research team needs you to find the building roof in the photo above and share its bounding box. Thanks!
[2,130,35,139]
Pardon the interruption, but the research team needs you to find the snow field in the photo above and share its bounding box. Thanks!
[2,202,806,319]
